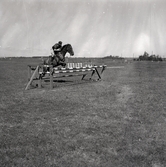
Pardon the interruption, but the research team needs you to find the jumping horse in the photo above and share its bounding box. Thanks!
[43,44,74,68]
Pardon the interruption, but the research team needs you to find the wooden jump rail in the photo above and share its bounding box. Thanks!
[25,63,106,90]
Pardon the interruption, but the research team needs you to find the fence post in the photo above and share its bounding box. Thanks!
[28,65,31,81]
[25,65,39,90]
[50,66,53,89]
[38,74,42,88]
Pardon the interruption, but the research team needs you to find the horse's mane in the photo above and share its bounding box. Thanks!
[61,44,70,50]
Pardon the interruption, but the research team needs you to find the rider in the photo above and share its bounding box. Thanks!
[51,41,65,65]
[52,41,62,56]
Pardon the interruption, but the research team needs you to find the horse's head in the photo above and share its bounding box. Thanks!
[65,44,74,56]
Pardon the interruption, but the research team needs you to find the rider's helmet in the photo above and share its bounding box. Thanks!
[58,41,62,45]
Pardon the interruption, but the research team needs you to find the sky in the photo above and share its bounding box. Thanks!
[0,0,166,58]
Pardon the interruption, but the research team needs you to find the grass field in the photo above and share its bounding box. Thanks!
[0,58,166,167]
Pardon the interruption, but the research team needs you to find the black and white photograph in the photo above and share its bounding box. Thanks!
[0,0,166,166]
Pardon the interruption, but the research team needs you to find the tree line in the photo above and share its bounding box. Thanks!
[103,55,124,60]
[134,51,163,61]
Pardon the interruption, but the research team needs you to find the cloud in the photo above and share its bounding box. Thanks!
[133,33,150,55]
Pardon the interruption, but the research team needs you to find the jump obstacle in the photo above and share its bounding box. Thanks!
[25,63,107,90]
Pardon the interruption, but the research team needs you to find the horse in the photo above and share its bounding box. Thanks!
[43,44,74,68]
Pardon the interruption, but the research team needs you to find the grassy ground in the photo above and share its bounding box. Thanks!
[0,58,166,167]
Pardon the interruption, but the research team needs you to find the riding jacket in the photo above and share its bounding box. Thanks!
[52,43,62,54]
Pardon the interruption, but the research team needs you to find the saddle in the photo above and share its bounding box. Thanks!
[54,52,64,62]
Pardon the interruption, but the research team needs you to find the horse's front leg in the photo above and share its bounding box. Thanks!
[60,62,66,68]
[63,63,66,68]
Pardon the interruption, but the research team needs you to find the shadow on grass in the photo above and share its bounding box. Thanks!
[44,79,73,83]
[26,77,100,90]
